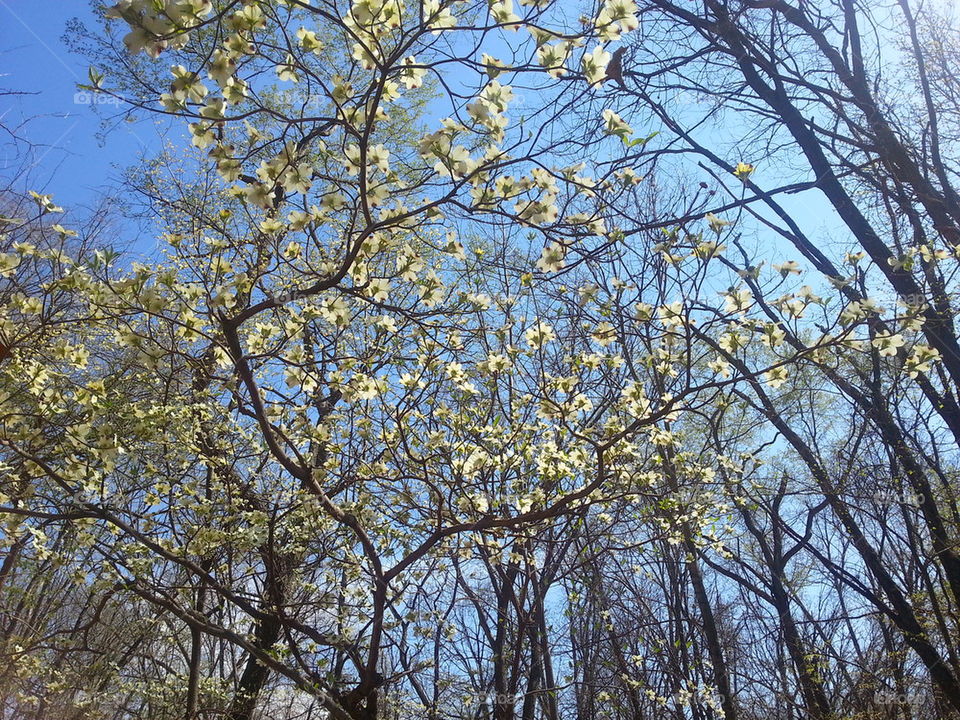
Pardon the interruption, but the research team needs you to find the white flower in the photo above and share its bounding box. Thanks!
[373,315,398,333]
[480,352,513,374]
[601,109,632,139]
[525,320,556,348]
[708,358,731,378]
[346,373,382,401]
[366,278,390,302]
[296,27,323,54]
[400,56,427,88]
[872,333,905,357]
[536,242,566,273]
[764,366,789,388]
[591,322,617,347]
[773,260,802,277]
[490,0,521,26]
[905,344,941,378]
[582,45,611,85]
[723,287,753,313]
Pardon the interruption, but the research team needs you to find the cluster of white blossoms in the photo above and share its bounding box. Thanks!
[107,0,214,56]
[59,0,946,621]
[466,81,514,142]
[595,0,639,41]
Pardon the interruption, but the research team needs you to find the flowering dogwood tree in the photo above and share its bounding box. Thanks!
[3,1,755,718]
[5,0,960,718]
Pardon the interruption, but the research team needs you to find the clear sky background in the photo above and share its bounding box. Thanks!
[0,0,847,265]
[1,0,162,212]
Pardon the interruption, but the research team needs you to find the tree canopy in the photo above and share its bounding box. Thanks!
[3,0,960,718]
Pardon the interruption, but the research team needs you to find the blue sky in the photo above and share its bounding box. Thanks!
[0,0,162,211]
[0,0,846,265]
